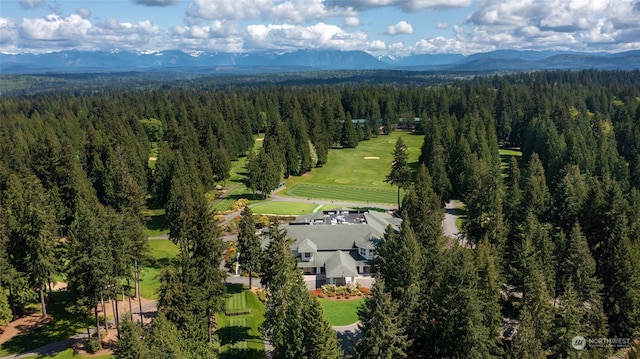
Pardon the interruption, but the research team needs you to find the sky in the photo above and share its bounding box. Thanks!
[1,0,639,56]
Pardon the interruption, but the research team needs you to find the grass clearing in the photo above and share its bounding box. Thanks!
[218,284,265,359]
[318,298,364,326]
[499,147,523,172]
[281,132,422,204]
[138,239,179,300]
[286,183,399,204]
[145,208,169,237]
[148,238,179,260]
[35,348,114,359]
[250,201,332,215]
[0,291,86,357]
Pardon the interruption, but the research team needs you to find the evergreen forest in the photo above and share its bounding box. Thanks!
[1,69,640,358]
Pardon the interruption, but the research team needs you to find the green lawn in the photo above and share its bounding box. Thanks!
[218,284,265,359]
[139,239,179,300]
[0,292,86,357]
[148,238,179,260]
[286,183,399,204]
[281,132,422,204]
[499,148,523,171]
[145,208,169,237]
[36,348,114,359]
[318,298,364,326]
[250,201,331,215]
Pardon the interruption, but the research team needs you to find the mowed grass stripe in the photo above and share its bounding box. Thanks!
[227,291,247,312]
[287,183,399,204]
[229,317,249,349]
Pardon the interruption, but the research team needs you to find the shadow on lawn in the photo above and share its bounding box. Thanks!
[0,291,84,356]
[221,347,266,359]
[145,213,168,233]
[225,283,244,294]
[218,325,262,347]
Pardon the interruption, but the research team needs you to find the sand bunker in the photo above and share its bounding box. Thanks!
[148,156,158,161]
[256,137,265,141]
[363,156,380,160]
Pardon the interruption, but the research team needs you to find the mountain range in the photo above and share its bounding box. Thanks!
[1,49,639,74]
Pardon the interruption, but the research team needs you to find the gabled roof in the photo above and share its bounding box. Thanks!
[325,250,358,278]
[355,232,380,250]
[297,238,317,253]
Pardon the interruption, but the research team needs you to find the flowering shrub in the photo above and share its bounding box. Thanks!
[317,283,370,298]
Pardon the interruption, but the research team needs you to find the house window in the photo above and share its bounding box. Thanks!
[302,252,312,258]
[359,247,366,256]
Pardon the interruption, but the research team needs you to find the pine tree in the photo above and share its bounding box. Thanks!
[67,198,113,349]
[303,298,342,359]
[475,237,504,357]
[157,265,189,327]
[0,268,11,324]
[4,173,58,317]
[237,207,262,289]
[558,224,601,303]
[385,137,411,211]
[115,315,150,359]
[601,214,640,339]
[355,280,409,359]
[376,219,422,334]
[510,306,546,359]
[523,153,551,221]
[340,117,359,148]
[146,311,184,358]
[262,227,341,359]
[400,165,445,251]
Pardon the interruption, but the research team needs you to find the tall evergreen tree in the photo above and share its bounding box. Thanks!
[115,315,150,359]
[146,311,185,358]
[262,227,341,359]
[340,117,359,148]
[237,207,262,289]
[355,280,409,359]
[385,137,411,211]
[4,173,58,317]
[475,237,504,357]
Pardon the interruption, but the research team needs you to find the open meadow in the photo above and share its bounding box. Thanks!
[280,132,423,204]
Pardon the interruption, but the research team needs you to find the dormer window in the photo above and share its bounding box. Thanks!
[303,252,312,258]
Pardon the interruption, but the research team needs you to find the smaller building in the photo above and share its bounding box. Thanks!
[265,208,401,286]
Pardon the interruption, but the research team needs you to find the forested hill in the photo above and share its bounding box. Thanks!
[1,69,639,357]
[1,49,639,74]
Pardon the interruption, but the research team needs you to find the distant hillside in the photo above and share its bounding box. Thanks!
[1,49,639,74]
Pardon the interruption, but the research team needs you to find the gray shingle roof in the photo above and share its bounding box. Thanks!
[324,250,358,278]
[297,238,317,253]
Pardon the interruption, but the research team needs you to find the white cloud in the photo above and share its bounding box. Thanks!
[186,0,355,23]
[325,0,471,12]
[368,39,386,51]
[0,18,19,47]
[462,0,640,53]
[436,22,449,29]
[20,14,91,41]
[134,0,181,6]
[76,8,91,19]
[386,20,413,35]
[246,22,368,51]
[19,0,43,10]
[344,17,360,27]
[187,0,272,21]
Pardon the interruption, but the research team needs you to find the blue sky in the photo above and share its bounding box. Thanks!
[1,0,639,55]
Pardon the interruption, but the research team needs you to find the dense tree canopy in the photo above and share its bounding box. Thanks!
[1,69,640,357]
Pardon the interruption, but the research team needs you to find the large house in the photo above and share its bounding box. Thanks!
[266,208,401,286]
